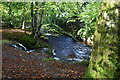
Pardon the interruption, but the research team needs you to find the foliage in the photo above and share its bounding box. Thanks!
[1,2,100,41]
[42,2,84,37]
[1,2,31,27]
[41,2,100,40]
[40,23,67,36]
[77,2,100,39]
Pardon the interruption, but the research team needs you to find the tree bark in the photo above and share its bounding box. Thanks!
[21,3,26,30]
[34,2,45,41]
[34,2,39,36]
[31,2,35,35]
[22,17,25,29]
[84,1,120,78]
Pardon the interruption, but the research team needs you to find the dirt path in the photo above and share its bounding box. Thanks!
[1,29,87,79]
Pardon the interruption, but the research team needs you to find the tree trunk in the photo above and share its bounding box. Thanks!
[33,2,39,39]
[84,1,120,78]
[31,2,35,36]
[22,17,25,29]
[34,2,45,41]
[21,2,26,30]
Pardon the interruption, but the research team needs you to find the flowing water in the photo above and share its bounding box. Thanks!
[11,43,35,53]
[47,35,92,62]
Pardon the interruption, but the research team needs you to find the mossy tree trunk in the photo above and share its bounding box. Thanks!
[31,2,35,36]
[34,2,45,41]
[84,1,120,78]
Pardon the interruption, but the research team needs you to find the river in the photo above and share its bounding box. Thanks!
[47,35,92,62]
[11,35,92,62]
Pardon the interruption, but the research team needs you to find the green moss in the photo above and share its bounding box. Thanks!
[0,40,12,45]
[84,67,97,78]
[3,32,48,49]
[15,34,38,49]
[45,49,52,54]
[75,60,89,66]
[42,57,55,61]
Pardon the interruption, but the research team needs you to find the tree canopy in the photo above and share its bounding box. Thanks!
[1,2,100,41]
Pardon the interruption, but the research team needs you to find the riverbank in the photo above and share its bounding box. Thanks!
[1,28,48,49]
[1,28,88,78]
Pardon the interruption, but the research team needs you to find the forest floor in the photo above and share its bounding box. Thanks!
[1,28,88,79]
